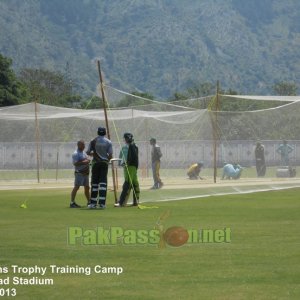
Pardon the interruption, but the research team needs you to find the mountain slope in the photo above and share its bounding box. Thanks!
[0,0,299,98]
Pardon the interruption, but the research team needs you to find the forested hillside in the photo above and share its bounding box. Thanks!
[0,0,299,98]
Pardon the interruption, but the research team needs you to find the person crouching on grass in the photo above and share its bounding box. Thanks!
[115,133,140,207]
[221,163,243,180]
[70,140,90,208]
[187,162,204,180]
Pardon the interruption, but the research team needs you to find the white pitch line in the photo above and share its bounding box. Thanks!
[140,184,300,203]
[0,185,72,191]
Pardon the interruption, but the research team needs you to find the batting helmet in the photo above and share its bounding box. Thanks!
[97,127,106,136]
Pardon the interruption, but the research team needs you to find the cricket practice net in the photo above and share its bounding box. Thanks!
[1,86,300,200]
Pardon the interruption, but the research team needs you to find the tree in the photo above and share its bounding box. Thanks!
[18,68,81,107]
[0,53,28,106]
[167,82,216,109]
[186,82,216,98]
[168,92,188,102]
[80,95,104,109]
[273,81,298,96]
[115,91,155,108]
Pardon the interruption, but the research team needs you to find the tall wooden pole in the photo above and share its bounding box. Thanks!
[97,60,110,138]
[213,81,220,183]
[97,60,117,203]
[145,118,149,178]
[34,101,40,183]
[55,148,59,181]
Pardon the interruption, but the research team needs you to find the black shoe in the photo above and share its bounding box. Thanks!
[70,202,81,208]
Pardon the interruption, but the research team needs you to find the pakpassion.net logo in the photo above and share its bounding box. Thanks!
[68,226,231,247]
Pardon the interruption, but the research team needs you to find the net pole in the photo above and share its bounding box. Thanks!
[34,101,41,183]
[131,108,134,133]
[97,60,110,138]
[55,148,59,181]
[97,60,118,203]
[145,118,149,177]
[115,167,118,190]
[213,81,220,183]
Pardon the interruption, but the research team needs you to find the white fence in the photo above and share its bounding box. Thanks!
[0,140,299,170]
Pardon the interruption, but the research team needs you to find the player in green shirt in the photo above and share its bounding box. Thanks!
[115,133,140,207]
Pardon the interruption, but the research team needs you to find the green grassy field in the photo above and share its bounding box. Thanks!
[0,187,299,300]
